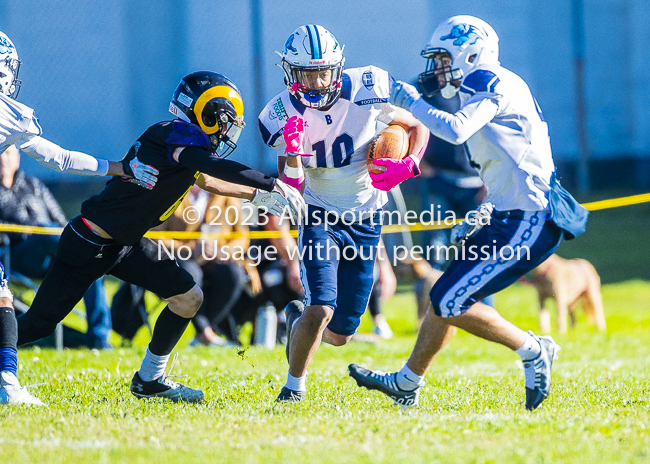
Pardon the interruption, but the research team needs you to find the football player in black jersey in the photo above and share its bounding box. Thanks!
[16,72,305,402]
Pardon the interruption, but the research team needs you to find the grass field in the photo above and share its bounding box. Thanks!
[1,279,649,463]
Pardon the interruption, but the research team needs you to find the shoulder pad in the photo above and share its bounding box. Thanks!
[165,120,210,150]
[460,69,501,96]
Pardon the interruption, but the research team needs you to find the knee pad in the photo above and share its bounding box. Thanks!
[0,307,17,349]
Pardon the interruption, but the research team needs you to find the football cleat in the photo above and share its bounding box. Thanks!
[130,372,204,403]
[348,364,422,410]
[275,386,305,403]
[373,319,394,340]
[0,371,45,406]
[284,300,304,364]
[523,331,560,410]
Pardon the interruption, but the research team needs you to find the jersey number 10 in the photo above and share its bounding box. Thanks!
[312,133,354,168]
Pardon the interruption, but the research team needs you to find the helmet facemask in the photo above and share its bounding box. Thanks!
[282,58,344,110]
[417,49,463,99]
[201,99,244,158]
[0,32,21,99]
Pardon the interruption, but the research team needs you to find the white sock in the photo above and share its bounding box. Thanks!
[395,364,423,391]
[138,349,169,382]
[285,371,306,392]
[515,332,541,361]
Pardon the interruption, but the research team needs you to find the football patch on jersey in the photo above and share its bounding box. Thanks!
[460,70,500,96]
[362,71,374,91]
[271,98,289,122]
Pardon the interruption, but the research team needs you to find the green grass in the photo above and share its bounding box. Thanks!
[2,280,650,463]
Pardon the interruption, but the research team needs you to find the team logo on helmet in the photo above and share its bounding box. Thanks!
[284,34,298,55]
[440,24,481,47]
[0,35,15,55]
[330,33,341,51]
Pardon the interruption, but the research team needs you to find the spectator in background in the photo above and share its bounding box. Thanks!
[0,145,112,349]
[247,214,304,344]
[182,210,303,345]
[110,186,256,347]
[111,199,305,347]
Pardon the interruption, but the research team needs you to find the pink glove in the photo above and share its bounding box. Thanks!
[283,116,306,155]
[369,156,420,191]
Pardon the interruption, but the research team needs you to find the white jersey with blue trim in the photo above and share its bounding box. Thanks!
[0,92,42,153]
[0,92,107,175]
[411,64,555,211]
[259,65,396,214]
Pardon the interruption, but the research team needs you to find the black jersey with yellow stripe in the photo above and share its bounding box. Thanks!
[81,120,207,245]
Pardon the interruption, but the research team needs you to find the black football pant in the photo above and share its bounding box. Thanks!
[17,216,195,346]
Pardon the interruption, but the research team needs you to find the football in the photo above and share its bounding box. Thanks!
[367,124,409,174]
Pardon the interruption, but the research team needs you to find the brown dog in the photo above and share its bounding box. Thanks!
[525,254,606,334]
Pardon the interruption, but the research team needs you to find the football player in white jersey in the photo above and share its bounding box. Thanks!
[0,30,158,406]
[349,16,587,410]
[258,25,429,402]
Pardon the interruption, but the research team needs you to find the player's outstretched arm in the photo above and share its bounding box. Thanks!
[196,174,256,200]
[19,136,110,175]
[390,80,499,145]
[18,136,159,188]
[197,174,305,222]
[174,145,305,220]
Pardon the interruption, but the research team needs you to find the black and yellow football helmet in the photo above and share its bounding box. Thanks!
[169,71,244,157]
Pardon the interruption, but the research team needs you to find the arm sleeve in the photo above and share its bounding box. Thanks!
[409,96,499,145]
[178,146,276,192]
[18,136,109,176]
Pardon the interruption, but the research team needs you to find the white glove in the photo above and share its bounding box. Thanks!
[251,180,306,222]
[450,202,494,245]
[124,154,159,190]
[389,80,421,111]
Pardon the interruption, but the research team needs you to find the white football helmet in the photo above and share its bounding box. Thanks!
[279,25,345,110]
[418,16,499,99]
[0,31,21,99]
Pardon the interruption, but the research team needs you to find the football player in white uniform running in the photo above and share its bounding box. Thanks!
[0,31,158,406]
[258,25,429,402]
[349,16,587,411]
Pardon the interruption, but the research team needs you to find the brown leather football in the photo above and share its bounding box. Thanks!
[367,124,409,174]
